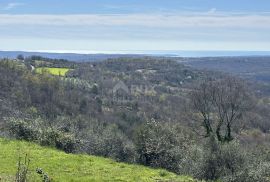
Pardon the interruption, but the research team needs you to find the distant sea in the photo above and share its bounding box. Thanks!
[1,50,270,62]
[136,50,270,57]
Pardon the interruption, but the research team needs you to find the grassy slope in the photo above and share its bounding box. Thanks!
[0,138,195,182]
[35,67,71,76]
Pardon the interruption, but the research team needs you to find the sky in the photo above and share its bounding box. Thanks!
[0,0,270,53]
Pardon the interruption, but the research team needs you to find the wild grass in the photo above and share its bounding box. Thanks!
[0,138,196,182]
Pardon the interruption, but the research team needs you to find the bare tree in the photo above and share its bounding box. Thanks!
[190,79,214,137]
[190,76,253,142]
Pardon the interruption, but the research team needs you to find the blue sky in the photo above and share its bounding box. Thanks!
[0,0,270,53]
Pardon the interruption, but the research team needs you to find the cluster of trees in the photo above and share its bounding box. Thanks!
[190,77,253,142]
[135,119,270,181]
[0,57,270,181]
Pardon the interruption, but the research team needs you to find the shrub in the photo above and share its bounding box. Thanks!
[55,132,78,153]
[7,118,39,141]
[39,129,59,146]
[40,128,78,153]
[7,118,78,153]
[199,136,246,180]
[134,119,195,173]
[227,159,270,182]
[177,144,204,177]
[83,122,136,163]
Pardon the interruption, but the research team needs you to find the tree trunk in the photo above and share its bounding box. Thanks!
[225,123,233,142]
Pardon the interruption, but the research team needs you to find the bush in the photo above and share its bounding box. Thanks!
[83,122,136,163]
[199,136,246,180]
[177,144,204,177]
[39,129,59,146]
[134,119,195,173]
[7,118,78,153]
[227,159,270,182]
[7,118,40,141]
[243,162,270,182]
[55,132,78,153]
[40,128,78,153]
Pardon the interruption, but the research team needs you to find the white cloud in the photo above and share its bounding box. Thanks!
[0,12,269,51]
[3,2,24,10]
[207,8,217,14]
[2,38,270,52]
[0,13,270,28]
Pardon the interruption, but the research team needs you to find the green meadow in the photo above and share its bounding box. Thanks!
[0,138,196,182]
[35,67,72,76]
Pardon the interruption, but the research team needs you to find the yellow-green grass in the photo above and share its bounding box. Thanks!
[35,67,72,76]
[0,138,195,182]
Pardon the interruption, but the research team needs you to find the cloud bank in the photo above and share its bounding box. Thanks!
[0,13,270,28]
[0,11,269,51]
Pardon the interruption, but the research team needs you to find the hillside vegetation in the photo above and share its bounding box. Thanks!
[0,138,194,182]
[0,56,270,181]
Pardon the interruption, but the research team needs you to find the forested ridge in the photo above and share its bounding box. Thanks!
[0,56,270,181]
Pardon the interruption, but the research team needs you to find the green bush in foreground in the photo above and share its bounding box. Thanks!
[7,118,79,154]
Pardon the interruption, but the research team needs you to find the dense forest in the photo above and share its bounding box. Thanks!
[0,56,270,181]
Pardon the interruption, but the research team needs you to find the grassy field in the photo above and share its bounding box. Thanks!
[35,67,72,76]
[0,138,196,182]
